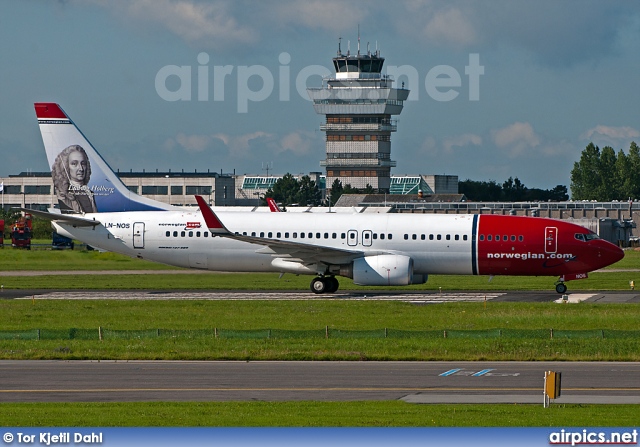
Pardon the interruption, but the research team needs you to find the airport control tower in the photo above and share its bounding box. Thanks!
[307,39,409,192]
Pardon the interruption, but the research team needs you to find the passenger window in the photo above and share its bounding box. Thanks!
[404,234,409,240]
[341,233,346,239]
[196,231,201,237]
[463,235,468,241]
[165,231,170,237]
[285,232,290,238]
[181,231,185,237]
[380,234,385,240]
[268,232,272,238]
[479,235,484,241]
[437,234,442,240]
[260,232,265,237]
[510,235,516,242]
[487,235,492,241]
[429,234,434,240]
[421,234,425,240]
[503,235,508,241]
[446,234,451,241]
[316,233,321,239]
[293,232,297,238]
[277,232,281,238]
[332,233,337,239]
[373,233,378,240]
[204,232,208,238]
[364,233,370,240]
[172,231,178,237]
[388,234,393,240]
[495,235,500,241]
[300,232,305,238]
[518,235,523,242]
[251,232,256,237]
[455,234,459,241]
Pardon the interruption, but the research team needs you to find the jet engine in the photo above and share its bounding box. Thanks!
[347,254,415,286]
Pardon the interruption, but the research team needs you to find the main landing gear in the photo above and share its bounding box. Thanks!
[310,276,340,294]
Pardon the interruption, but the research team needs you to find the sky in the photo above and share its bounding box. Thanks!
[1,0,639,190]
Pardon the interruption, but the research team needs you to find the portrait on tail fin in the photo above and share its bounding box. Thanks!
[36,103,176,213]
[51,144,98,213]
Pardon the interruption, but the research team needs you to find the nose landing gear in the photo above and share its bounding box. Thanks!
[555,281,567,294]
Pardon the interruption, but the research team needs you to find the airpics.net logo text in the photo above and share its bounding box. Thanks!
[155,52,484,113]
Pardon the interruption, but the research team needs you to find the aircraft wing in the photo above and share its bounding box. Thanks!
[194,195,366,264]
[17,208,101,227]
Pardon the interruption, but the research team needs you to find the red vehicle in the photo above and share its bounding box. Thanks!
[11,214,32,249]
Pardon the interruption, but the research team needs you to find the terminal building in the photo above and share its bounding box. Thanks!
[1,171,637,245]
[0,172,457,210]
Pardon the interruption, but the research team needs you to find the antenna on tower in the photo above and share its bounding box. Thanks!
[262,162,273,176]
[337,36,342,56]
[347,40,350,56]
[367,41,370,56]
[357,24,360,56]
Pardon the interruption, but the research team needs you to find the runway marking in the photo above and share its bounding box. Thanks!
[472,369,495,377]
[3,387,640,393]
[554,294,595,304]
[439,368,499,377]
[17,292,507,302]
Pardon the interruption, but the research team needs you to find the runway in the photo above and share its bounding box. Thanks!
[2,289,640,303]
[2,287,639,405]
[1,361,639,404]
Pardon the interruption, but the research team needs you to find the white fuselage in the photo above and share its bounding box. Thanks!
[54,210,476,276]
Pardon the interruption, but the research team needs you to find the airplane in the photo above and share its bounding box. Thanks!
[266,197,282,212]
[29,102,624,294]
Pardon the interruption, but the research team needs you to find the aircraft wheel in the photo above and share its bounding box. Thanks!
[310,277,327,294]
[325,276,339,293]
[555,283,567,294]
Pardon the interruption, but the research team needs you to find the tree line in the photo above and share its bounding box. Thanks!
[263,141,639,207]
[264,176,376,208]
[458,178,569,202]
[570,141,639,201]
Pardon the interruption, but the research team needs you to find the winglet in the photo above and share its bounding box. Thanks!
[195,195,229,235]
[266,197,282,212]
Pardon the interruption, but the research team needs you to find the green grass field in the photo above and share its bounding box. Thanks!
[1,248,639,427]
[2,301,640,361]
[2,402,639,427]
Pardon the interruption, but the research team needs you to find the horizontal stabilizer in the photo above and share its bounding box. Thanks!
[17,208,101,227]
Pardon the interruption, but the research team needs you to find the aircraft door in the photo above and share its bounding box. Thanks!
[362,230,373,247]
[545,227,557,254]
[133,222,145,249]
[347,230,358,246]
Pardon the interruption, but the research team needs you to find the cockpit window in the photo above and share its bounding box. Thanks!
[575,232,600,242]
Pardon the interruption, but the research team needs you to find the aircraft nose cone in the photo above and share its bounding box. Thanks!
[598,241,625,268]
